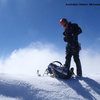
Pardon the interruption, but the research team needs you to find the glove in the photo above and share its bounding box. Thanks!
[63,37,68,42]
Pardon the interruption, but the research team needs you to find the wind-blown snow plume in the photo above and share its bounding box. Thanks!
[80,49,100,76]
[0,42,64,76]
[0,42,100,76]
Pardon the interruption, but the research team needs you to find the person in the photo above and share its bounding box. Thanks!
[60,18,82,77]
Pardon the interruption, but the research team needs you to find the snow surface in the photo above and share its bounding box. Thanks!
[0,74,100,100]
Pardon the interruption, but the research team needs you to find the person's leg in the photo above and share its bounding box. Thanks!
[73,52,82,77]
[64,51,72,72]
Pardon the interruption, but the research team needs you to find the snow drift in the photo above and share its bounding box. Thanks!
[0,74,100,100]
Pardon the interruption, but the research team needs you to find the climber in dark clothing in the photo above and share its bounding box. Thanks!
[60,18,82,77]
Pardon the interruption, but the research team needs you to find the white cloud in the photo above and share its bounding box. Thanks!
[0,42,100,77]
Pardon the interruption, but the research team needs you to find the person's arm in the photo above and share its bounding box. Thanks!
[72,24,82,35]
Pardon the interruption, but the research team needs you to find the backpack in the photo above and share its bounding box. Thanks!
[46,61,74,79]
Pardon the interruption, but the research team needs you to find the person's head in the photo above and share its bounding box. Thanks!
[60,18,68,28]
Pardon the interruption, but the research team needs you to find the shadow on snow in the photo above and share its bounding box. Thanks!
[0,80,40,100]
[58,77,100,100]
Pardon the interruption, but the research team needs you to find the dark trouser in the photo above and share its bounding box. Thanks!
[65,44,82,76]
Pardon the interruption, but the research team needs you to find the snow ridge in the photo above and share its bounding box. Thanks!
[0,74,100,100]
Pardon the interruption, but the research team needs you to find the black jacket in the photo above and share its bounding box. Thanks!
[63,22,82,46]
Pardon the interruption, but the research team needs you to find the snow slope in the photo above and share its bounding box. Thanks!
[0,74,100,100]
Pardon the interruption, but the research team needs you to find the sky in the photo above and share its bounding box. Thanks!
[0,0,100,55]
[0,0,100,76]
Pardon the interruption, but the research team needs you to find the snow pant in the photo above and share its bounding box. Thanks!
[65,44,82,76]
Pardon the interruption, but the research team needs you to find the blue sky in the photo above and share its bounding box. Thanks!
[0,0,100,56]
